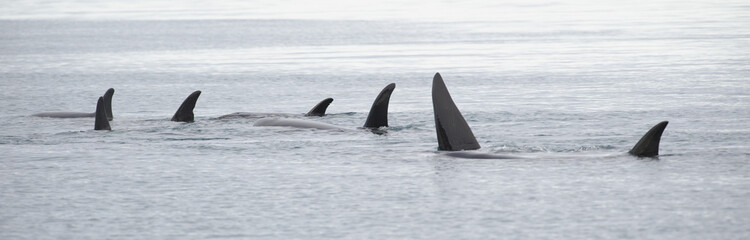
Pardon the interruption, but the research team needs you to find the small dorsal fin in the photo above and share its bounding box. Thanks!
[171,90,201,122]
[363,83,396,128]
[629,121,669,157]
[305,98,334,116]
[432,73,480,151]
[103,88,115,121]
[94,96,111,130]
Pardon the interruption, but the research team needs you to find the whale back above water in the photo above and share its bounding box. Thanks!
[32,88,115,119]
[253,118,346,130]
[253,83,395,130]
[171,90,202,122]
[32,112,95,118]
[217,98,335,120]
[431,73,480,151]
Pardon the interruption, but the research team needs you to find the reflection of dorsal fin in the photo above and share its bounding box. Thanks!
[94,96,111,130]
[629,121,668,157]
[171,90,201,122]
[103,88,115,121]
[363,83,396,128]
[305,98,334,116]
[432,73,480,151]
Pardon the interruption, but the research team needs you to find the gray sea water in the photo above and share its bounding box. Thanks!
[1,0,749,239]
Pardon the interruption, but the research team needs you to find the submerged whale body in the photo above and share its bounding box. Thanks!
[430,72,668,158]
[33,88,115,121]
[254,83,396,130]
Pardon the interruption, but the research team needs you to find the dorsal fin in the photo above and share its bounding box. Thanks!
[629,121,669,157]
[103,88,115,121]
[94,96,111,130]
[363,83,396,128]
[432,73,480,151]
[171,90,201,122]
[305,98,334,116]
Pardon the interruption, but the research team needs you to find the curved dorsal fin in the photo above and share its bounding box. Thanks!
[171,90,201,122]
[629,121,669,157]
[94,96,111,130]
[363,83,396,128]
[305,98,334,116]
[103,88,115,121]
[432,73,480,151]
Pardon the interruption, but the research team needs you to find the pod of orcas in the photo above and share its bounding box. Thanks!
[167,83,395,130]
[33,74,668,158]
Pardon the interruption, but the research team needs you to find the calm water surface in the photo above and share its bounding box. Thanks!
[1,0,749,239]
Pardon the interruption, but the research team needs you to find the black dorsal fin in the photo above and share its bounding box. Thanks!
[171,90,201,122]
[94,96,111,130]
[103,88,115,121]
[305,98,334,116]
[629,121,669,157]
[363,83,396,128]
[432,73,480,151]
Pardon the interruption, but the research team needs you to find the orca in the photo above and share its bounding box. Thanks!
[306,98,334,117]
[33,88,115,121]
[94,96,111,130]
[628,121,669,157]
[254,83,396,130]
[430,72,668,158]
[215,98,334,120]
[432,73,480,151]
[171,90,202,122]
[363,83,395,128]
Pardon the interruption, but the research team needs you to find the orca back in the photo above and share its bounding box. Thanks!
[363,83,396,128]
[171,90,201,122]
[305,98,334,116]
[94,97,111,130]
[629,121,668,157]
[33,112,94,118]
[432,73,480,151]
[254,117,346,130]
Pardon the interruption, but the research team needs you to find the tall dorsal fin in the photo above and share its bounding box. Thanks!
[305,98,334,116]
[171,90,201,122]
[363,83,396,128]
[432,73,480,151]
[629,121,669,157]
[94,96,111,130]
[102,88,115,121]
